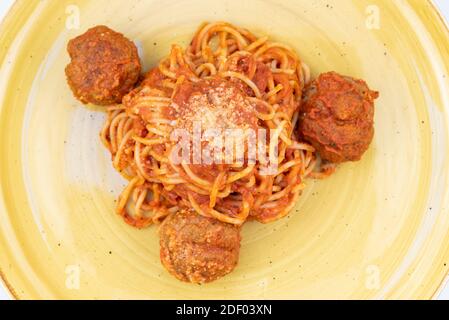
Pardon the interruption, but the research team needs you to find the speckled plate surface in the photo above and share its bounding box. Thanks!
[1,0,449,300]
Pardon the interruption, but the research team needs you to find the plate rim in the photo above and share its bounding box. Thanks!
[422,0,449,301]
[0,0,32,300]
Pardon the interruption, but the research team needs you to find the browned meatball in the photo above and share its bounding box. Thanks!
[65,25,141,105]
[299,72,379,163]
[159,210,241,284]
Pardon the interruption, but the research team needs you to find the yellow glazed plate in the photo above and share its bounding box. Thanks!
[1,0,449,300]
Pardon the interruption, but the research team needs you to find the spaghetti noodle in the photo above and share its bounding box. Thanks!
[100,22,333,228]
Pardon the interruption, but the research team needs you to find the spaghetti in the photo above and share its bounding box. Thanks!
[100,22,333,228]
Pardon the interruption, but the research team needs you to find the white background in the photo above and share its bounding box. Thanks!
[0,0,449,300]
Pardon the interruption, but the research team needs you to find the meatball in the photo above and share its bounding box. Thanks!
[65,25,141,105]
[299,72,379,163]
[159,210,241,284]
